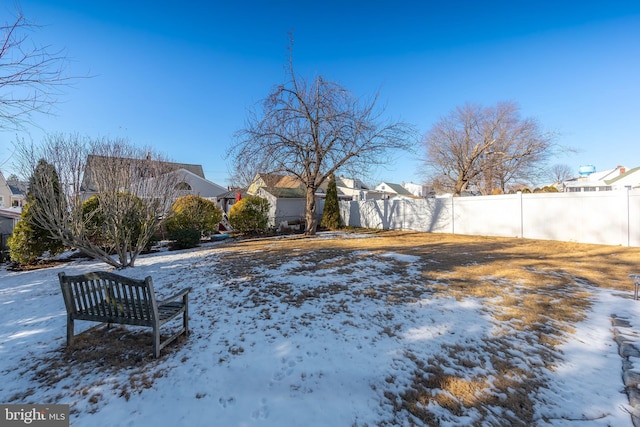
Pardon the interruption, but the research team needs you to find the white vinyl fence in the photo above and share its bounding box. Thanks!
[340,189,640,247]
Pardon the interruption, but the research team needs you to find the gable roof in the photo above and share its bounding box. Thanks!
[7,180,27,197]
[259,187,307,198]
[169,168,228,197]
[605,166,640,185]
[376,182,412,195]
[82,154,206,192]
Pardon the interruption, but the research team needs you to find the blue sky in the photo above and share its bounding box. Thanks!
[1,1,639,187]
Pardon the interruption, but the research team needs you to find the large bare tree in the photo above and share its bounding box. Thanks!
[230,55,417,234]
[14,134,184,268]
[1,9,75,130]
[422,102,555,195]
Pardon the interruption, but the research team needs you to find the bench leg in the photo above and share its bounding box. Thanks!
[153,327,161,358]
[183,295,189,334]
[66,315,74,347]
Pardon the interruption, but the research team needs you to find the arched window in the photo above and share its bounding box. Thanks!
[175,182,192,191]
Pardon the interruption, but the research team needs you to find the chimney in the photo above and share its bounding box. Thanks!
[618,165,626,175]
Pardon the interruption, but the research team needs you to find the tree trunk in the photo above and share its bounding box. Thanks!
[304,186,317,235]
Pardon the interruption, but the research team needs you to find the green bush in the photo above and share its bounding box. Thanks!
[321,174,342,230]
[228,196,270,234]
[168,228,201,250]
[82,193,144,249]
[8,203,64,265]
[9,159,66,265]
[166,195,222,236]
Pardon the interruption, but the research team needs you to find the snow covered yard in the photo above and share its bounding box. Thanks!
[1,231,640,426]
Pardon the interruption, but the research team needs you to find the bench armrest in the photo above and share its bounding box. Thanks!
[158,287,192,305]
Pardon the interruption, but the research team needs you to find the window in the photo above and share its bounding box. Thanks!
[175,182,192,191]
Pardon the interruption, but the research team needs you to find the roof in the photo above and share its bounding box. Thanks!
[82,154,206,192]
[7,180,27,196]
[0,208,22,219]
[377,182,412,195]
[254,173,303,188]
[260,187,307,198]
[605,166,640,185]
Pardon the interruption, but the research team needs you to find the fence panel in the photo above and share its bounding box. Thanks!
[453,194,523,238]
[340,189,640,247]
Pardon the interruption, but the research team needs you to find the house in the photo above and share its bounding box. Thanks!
[247,173,303,196]
[0,171,27,209]
[81,155,228,207]
[0,171,27,237]
[334,176,391,200]
[82,154,207,194]
[564,165,640,192]
[603,166,640,190]
[375,182,415,199]
[402,181,434,198]
[254,186,313,230]
[0,208,21,235]
[169,168,228,200]
[247,173,379,229]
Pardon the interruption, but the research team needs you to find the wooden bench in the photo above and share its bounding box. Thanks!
[58,271,192,358]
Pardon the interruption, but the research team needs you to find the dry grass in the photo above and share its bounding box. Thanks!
[17,230,640,423]
[11,325,186,414]
[214,230,640,425]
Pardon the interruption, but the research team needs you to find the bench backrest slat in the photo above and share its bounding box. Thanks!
[59,271,159,325]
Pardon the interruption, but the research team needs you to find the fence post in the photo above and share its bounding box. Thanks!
[451,197,455,235]
[625,188,631,247]
[519,191,524,238]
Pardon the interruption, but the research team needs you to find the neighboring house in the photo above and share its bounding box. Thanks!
[0,208,21,235]
[247,173,303,196]
[0,171,27,209]
[81,155,227,206]
[402,181,434,198]
[170,168,228,200]
[564,165,640,192]
[7,180,27,207]
[248,173,379,228]
[375,182,415,199]
[255,186,317,230]
[81,154,207,194]
[248,173,384,200]
[603,166,640,190]
[334,176,385,200]
[216,189,247,215]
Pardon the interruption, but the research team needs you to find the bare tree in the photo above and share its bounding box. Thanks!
[1,9,76,130]
[422,102,555,196]
[14,134,183,268]
[549,163,574,185]
[230,51,417,234]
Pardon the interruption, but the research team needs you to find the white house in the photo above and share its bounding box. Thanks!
[375,182,415,199]
[254,186,317,231]
[247,173,379,229]
[402,181,433,198]
[335,176,385,200]
[81,155,228,209]
[171,168,228,200]
[564,165,640,192]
